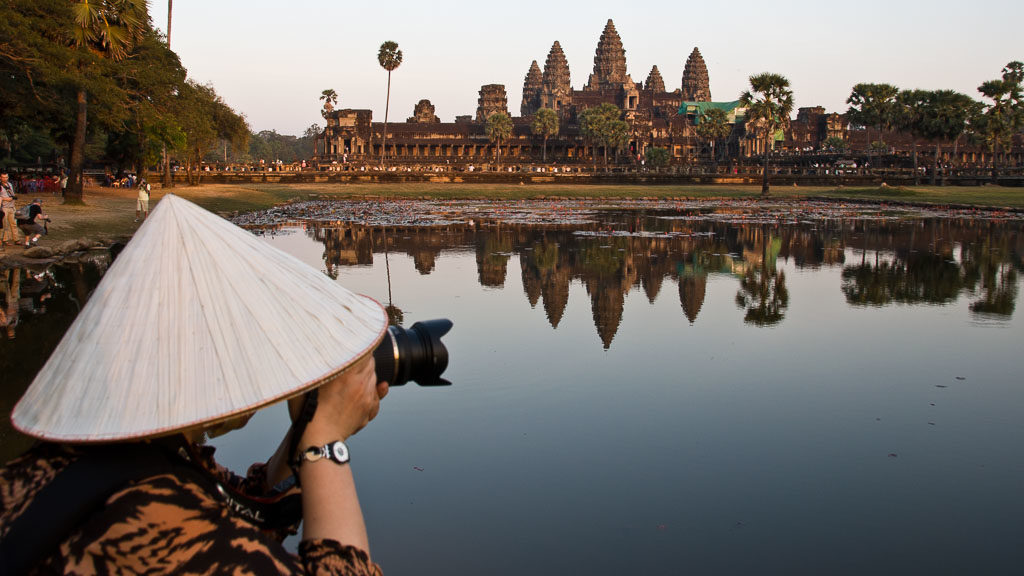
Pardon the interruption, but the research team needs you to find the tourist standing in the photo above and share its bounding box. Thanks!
[136,178,151,222]
[0,172,20,247]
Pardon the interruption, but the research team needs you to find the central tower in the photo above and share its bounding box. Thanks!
[584,19,633,91]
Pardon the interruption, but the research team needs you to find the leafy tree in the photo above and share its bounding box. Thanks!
[694,107,731,169]
[739,73,793,195]
[530,108,559,162]
[303,124,322,139]
[0,0,78,158]
[894,89,930,184]
[579,103,629,171]
[485,113,513,166]
[377,41,402,166]
[822,136,847,152]
[64,0,149,202]
[644,147,670,172]
[918,90,977,185]
[320,88,338,118]
[174,80,249,185]
[846,83,900,168]
[106,29,187,180]
[975,61,1023,182]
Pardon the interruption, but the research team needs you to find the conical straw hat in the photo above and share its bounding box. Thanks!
[12,194,387,442]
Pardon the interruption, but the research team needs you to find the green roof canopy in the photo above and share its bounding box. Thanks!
[680,100,745,124]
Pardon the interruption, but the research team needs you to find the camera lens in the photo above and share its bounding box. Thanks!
[372,319,453,386]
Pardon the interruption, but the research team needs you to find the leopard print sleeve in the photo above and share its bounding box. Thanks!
[2,444,384,575]
[300,539,383,576]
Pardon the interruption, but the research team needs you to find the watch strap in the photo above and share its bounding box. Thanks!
[291,440,350,468]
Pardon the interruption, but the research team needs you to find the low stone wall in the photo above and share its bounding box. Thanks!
[169,171,1024,188]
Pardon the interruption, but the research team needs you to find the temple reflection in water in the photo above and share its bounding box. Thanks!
[286,212,1023,349]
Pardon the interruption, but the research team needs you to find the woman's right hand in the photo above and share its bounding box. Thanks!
[298,356,389,447]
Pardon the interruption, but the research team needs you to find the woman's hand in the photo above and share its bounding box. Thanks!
[295,355,389,446]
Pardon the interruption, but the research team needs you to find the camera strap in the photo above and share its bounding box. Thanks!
[287,388,319,484]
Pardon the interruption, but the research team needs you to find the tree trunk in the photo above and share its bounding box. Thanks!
[865,126,872,169]
[992,143,1000,183]
[65,89,88,204]
[381,71,391,167]
[931,143,940,186]
[761,136,771,196]
[542,135,548,162]
[911,136,919,185]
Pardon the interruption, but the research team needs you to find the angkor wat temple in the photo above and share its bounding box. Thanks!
[315,19,843,168]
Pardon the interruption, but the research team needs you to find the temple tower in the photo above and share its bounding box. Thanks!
[645,65,666,93]
[521,61,543,116]
[541,41,572,111]
[681,47,712,102]
[584,19,632,91]
[408,99,440,123]
[476,84,508,122]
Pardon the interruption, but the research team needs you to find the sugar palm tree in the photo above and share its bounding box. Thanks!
[377,41,403,167]
[694,106,731,172]
[846,83,899,169]
[739,73,794,196]
[530,108,559,162]
[320,88,338,117]
[485,113,513,166]
[919,90,976,185]
[894,89,930,184]
[976,62,1023,182]
[67,0,149,203]
[163,0,175,189]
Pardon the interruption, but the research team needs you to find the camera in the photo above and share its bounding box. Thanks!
[372,319,453,386]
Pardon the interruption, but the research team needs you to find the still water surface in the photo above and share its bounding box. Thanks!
[3,200,1023,574]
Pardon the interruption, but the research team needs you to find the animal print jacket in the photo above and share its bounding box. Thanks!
[0,442,383,575]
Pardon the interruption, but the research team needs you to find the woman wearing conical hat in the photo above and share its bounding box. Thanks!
[0,196,390,574]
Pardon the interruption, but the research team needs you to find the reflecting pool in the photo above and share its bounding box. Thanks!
[3,199,1023,575]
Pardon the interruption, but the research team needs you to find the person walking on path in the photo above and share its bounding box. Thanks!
[0,172,20,247]
[17,198,49,247]
[136,178,151,222]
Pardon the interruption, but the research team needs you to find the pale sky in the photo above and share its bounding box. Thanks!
[155,0,1022,136]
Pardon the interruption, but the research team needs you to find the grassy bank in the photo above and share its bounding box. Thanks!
[6,182,1023,258]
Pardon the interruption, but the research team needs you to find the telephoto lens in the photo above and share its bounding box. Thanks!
[372,319,453,386]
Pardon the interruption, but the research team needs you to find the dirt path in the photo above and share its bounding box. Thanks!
[0,183,284,268]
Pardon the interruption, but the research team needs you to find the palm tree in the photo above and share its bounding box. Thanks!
[377,41,403,167]
[67,0,148,203]
[530,108,559,162]
[894,89,930,184]
[739,73,794,195]
[485,113,513,166]
[846,83,900,169]
[579,103,629,171]
[919,90,977,185]
[976,61,1023,182]
[320,88,338,117]
[694,107,731,172]
[163,0,174,189]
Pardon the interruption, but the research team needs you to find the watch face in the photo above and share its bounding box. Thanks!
[331,441,349,463]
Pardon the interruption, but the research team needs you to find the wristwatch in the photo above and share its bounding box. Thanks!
[292,440,350,468]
